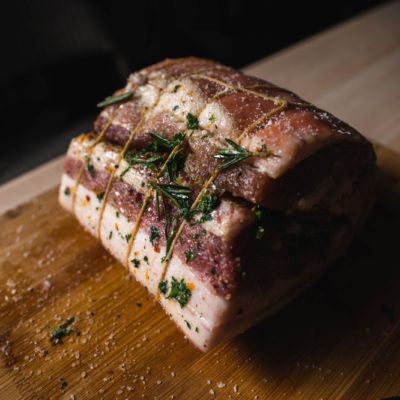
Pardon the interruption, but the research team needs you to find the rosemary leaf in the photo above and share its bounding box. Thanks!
[214,139,253,171]
[97,90,133,108]
[214,139,271,171]
[151,183,191,211]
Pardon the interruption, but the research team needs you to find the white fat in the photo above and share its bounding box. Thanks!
[160,259,230,351]
[198,102,235,138]
[148,70,170,89]
[74,184,102,237]
[148,78,207,121]
[66,134,96,160]
[127,71,147,87]
[126,226,166,295]
[135,84,160,108]
[115,160,152,195]
[202,199,254,242]
[59,173,75,212]
[96,199,232,351]
[100,203,132,262]
[92,142,120,172]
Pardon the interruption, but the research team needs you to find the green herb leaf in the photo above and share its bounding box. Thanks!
[196,190,220,223]
[164,149,185,182]
[184,320,191,330]
[149,226,160,246]
[64,187,71,196]
[86,157,95,177]
[97,191,105,201]
[143,255,149,264]
[151,183,191,211]
[131,258,140,268]
[158,280,168,295]
[166,277,191,308]
[60,379,68,391]
[173,84,181,93]
[149,132,185,150]
[97,90,133,108]
[125,233,132,243]
[186,113,199,130]
[214,139,253,171]
[121,149,164,178]
[50,317,75,344]
[184,248,198,262]
[172,105,179,111]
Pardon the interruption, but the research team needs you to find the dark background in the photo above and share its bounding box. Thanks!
[1,0,385,184]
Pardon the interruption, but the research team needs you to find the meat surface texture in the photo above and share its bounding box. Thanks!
[59,57,377,351]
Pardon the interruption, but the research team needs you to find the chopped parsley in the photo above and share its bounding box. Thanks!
[97,191,105,201]
[195,190,220,223]
[209,114,216,123]
[158,280,168,295]
[60,379,68,391]
[116,211,120,218]
[149,226,160,245]
[172,105,179,111]
[108,231,113,239]
[184,248,198,262]
[166,277,191,308]
[97,90,133,108]
[143,255,149,264]
[195,327,199,333]
[50,317,75,344]
[186,113,199,130]
[131,258,140,268]
[173,84,181,93]
[85,157,95,177]
[184,320,192,330]
[64,187,71,196]
[125,233,132,243]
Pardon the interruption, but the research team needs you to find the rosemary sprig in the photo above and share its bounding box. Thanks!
[97,90,133,108]
[148,132,186,181]
[149,132,185,150]
[151,183,191,211]
[120,150,164,178]
[214,139,270,171]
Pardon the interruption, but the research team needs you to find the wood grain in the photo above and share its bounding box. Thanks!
[0,145,399,400]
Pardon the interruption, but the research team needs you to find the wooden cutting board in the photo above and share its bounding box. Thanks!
[0,145,399,400]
